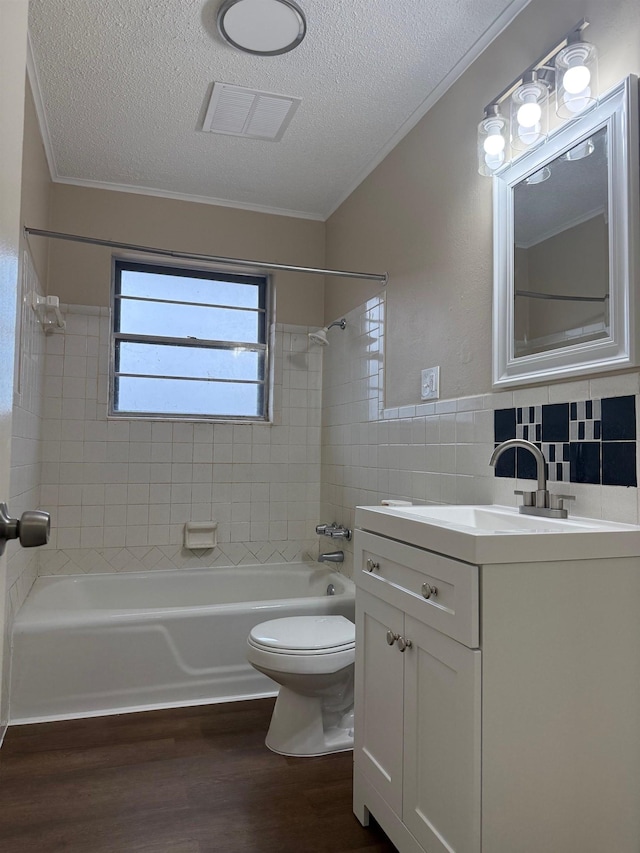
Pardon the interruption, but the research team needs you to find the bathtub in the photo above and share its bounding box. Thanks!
[10,563,355,724]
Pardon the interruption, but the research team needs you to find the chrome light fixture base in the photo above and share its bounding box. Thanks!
[217,0,307,56]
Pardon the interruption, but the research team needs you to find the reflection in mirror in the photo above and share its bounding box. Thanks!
[513,125,609,357]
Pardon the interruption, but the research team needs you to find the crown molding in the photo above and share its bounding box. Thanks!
[50,175,325,220]
[26,30,57,182]
[322,0,533,220]
[515,205,607,249]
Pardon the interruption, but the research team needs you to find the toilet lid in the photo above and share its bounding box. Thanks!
[249,615,355,652]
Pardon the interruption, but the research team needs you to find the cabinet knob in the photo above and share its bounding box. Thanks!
[421,582,438,600]
[386,630,399,646]
[366,558,380,573]
[397,637,412,652]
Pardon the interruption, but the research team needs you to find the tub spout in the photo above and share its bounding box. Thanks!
[318,551,344,563]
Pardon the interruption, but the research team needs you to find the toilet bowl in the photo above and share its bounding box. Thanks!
[246,615,355,757]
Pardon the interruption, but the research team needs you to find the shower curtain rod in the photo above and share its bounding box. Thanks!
[24,227,389,286]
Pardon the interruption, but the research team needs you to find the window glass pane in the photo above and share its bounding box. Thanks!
[119,270,260,308]
[117,342,264,381]
[118,299,261,342]
[115,376,262,417]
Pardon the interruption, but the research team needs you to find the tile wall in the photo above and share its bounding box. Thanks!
[321,293,640,577]
[7,252,46,611]
[38,307,322,575]
[494,396,637,486]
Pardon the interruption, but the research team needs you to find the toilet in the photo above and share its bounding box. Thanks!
[246,615,355,757]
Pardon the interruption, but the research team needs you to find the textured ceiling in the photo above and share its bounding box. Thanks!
[28,0,529,220]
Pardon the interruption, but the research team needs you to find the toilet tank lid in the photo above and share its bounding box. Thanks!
[249,615,355,651]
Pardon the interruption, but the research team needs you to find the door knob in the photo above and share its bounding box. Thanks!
[0,503,50,556]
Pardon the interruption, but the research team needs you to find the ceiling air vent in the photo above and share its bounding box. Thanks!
[202,82,301,141]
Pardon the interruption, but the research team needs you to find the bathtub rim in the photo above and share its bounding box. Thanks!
[14,564,355,630]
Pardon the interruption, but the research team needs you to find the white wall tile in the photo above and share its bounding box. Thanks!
[36,313,322,575]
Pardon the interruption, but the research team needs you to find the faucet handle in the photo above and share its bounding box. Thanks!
[549,493,575,510]
[514,489,535,507]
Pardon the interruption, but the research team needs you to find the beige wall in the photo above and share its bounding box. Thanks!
[20,78,52,283]
[325,0,640,407]
[525,215,609,344]
[46,185,326,326]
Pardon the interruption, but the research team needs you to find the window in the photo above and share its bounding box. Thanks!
[111,260,270,420]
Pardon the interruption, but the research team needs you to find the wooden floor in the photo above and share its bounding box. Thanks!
[0,698,396,853]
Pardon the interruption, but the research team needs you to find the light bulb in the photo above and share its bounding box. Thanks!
[484,150,505,172]
[563,64,591,95]
[483,130,505,156]
[518,122,542,147]
[564,86,592,115]
[517,101,542,128]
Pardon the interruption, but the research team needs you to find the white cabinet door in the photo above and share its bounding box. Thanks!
[355,588,405,817]
[403,615,481,853]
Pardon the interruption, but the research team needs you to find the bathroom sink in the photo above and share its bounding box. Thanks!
[386,504,601,532]
[355,504,640,564]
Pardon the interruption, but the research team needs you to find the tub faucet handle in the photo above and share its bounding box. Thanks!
[0,502,50,556]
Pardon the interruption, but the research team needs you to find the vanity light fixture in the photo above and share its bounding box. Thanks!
[477,105,508,176]
[510,70,550,152]
[524,165,551,185]
[477,19,597,177]
[562,137,595,161]
[555,33,598,119]
[217,0,307,56]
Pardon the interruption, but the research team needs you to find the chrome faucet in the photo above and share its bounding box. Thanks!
[315,522,352,541]
[318,551,344,563]
[489,438,574,518]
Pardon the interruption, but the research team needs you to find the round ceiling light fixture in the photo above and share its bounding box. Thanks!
[217,0,307,56]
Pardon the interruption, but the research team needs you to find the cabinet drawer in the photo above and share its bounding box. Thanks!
[354,530,479,648]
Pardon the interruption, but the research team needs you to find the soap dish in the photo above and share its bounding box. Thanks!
[184,521,218,550]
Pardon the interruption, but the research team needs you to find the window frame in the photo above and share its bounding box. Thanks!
[109,256,272,423]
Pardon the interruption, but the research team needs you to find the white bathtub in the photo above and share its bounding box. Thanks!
[10,563,355,724]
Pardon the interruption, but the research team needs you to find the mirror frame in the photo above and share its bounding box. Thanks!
[492,74,639,388]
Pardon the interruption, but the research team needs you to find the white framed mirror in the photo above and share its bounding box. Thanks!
[492,75,639,388]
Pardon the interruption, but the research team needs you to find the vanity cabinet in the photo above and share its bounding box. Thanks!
[354,531,481,853]
[353,516,640,853]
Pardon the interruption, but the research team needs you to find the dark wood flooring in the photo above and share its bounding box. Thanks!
[0,698,396,853]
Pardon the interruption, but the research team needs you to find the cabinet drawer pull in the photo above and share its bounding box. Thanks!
[386,630,399,646]
[397,637,412,652]
[366,558,380,573]
[421,582,438,600]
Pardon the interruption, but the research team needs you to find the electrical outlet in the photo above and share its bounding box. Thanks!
[421,366,440,400]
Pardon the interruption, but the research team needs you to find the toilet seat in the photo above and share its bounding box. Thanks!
[248,615,355,655]
[247,615,355,675]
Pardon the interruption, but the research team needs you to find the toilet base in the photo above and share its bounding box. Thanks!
[265,686,354,757]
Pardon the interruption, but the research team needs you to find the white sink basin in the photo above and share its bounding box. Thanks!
[387,504,604,533]
[355,504,640,564]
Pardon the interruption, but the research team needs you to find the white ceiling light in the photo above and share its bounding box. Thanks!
[217,0,307,56]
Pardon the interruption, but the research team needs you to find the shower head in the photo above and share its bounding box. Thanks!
[308,328,329,346]
[308,318,346,347]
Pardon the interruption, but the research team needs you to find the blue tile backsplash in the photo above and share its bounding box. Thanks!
[494,395,637,487]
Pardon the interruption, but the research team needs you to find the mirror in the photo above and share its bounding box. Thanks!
[492,75,639,388]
